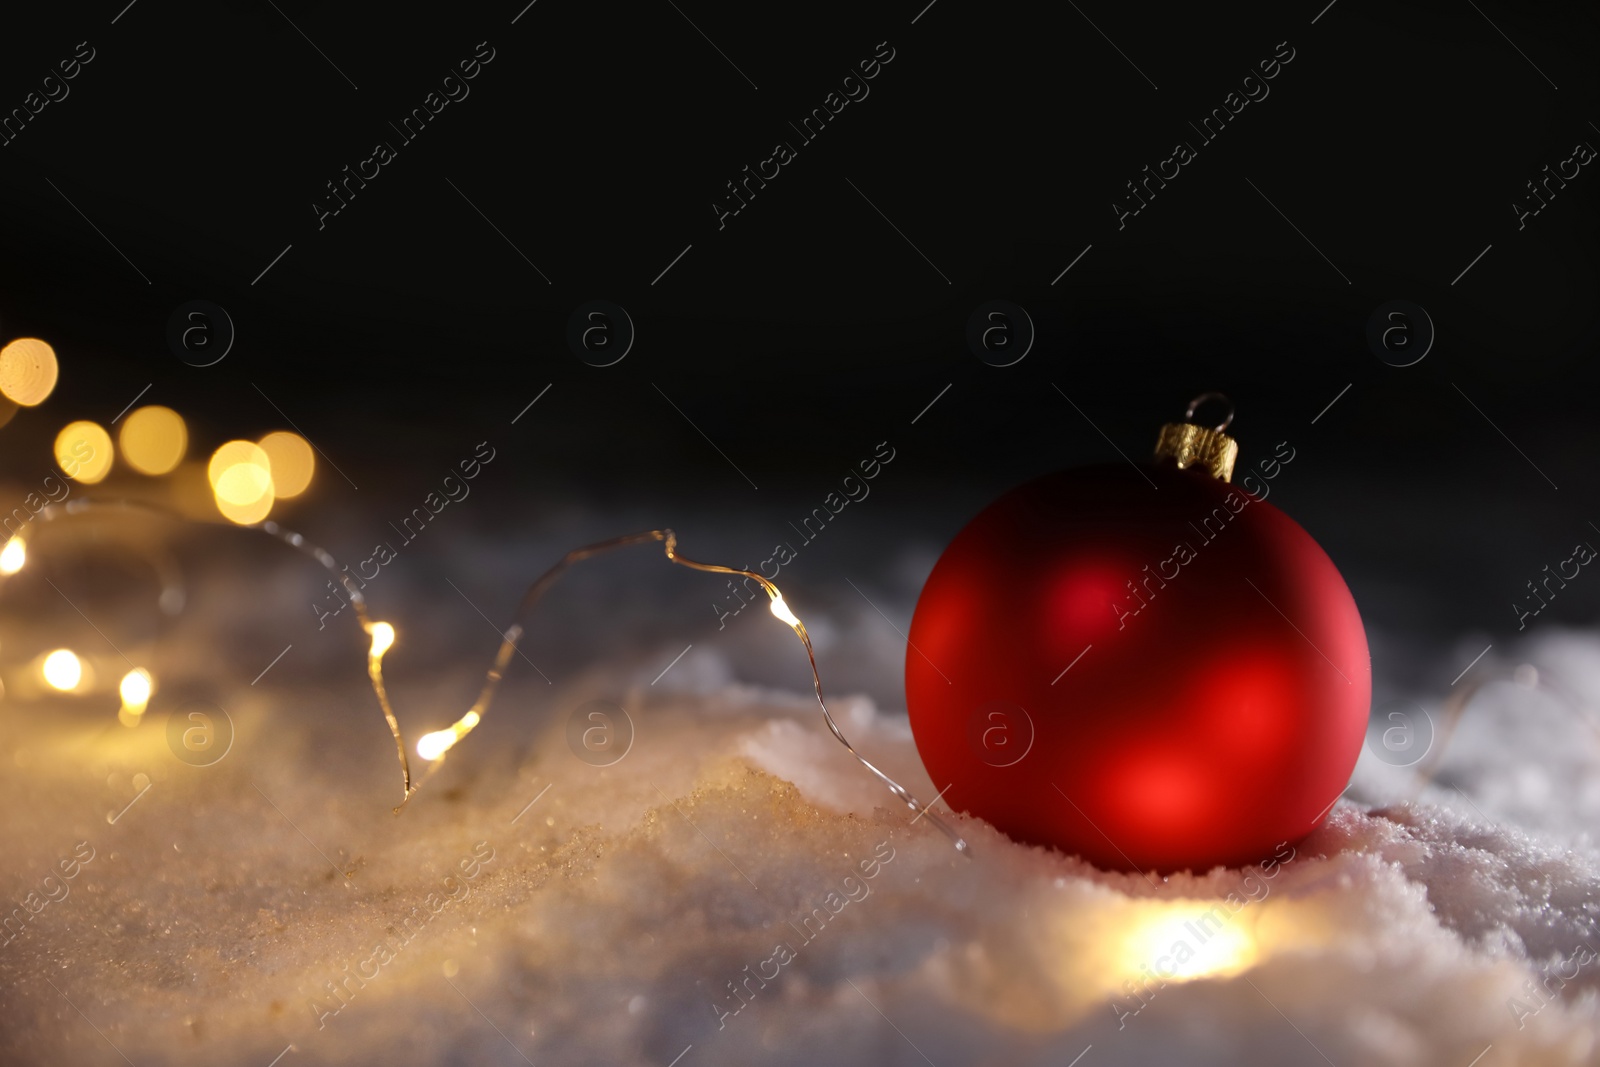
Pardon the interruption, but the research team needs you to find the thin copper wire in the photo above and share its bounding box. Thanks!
[422,527,969,852]
[659,531,971,854]
[4,499,416,796]
[6,505,970,853]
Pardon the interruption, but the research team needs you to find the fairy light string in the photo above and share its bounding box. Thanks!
[2,504,970,854]
[398,527,970,853]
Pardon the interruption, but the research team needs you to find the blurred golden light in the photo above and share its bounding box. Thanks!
[208,440,272,503]
[0,536,25,575]
[257,431,314,497]
[43,649,83,691]
[119,668,153,715]
[1112,904,1258,984]
[119,406,187,475]
[214,490,274,525]
[0,338,59,406]
[54,421,113,483]
[208,440,275,525]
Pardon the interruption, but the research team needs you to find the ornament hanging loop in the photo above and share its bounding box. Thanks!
[1156,392,1240,482]
[1184,391,1234,432]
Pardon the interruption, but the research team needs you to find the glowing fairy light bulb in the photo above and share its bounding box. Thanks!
[42,649,82,691]
[417,711,481,762]
[768,593,801,628]
[0,535,25,575]
[417,730,455,761]
[119,668,152,714]
[367,621,395,658]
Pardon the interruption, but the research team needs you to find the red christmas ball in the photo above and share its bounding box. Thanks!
[906,454,1369,873]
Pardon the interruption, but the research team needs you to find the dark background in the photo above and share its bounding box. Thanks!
[1,0,1597,691]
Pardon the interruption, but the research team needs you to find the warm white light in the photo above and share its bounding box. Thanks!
[768,594,801,628]
[257,431,314,497]
[367,621,395,658]
[417,711,479,762]
[43,649,82,691]
[1114,905,1258,983]
[55,421,114,484]
[119,668,152,715]
[208,440,274,524]
[0,338,59,407]
[119,406,188,476]
[0,536,25,575]
[417,730,455,761]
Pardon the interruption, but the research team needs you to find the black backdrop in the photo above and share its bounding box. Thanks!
[2,0,1597,668]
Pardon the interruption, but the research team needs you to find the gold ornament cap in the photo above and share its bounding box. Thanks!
[1153,392,1238,482]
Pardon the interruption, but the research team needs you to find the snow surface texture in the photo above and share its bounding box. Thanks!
[0,533,1597,1067]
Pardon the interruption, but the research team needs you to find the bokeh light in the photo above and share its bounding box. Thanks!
[207,440,272,502]
[208,440,275,524]
[257,431,314,497]
[0,338,59,407]
[54,421,114,483]
[42,649,83,691]
[0,536,25,575]
[215,492,274,525]
[119,668,153,716]
[119,406,187,475]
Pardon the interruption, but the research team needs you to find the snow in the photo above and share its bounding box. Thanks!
[0,534,1597,1067]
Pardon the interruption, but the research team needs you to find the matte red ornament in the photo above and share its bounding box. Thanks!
[906,407,1369,873]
